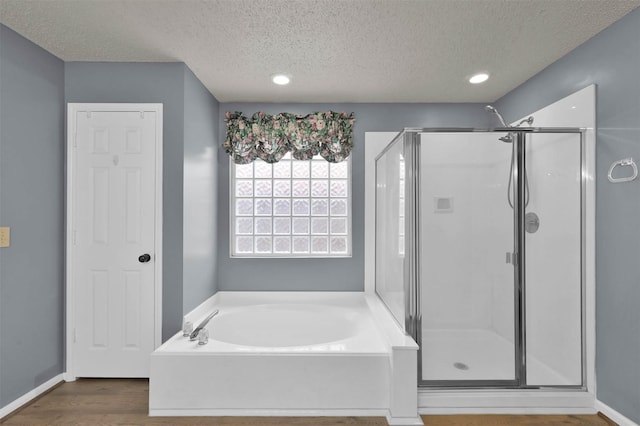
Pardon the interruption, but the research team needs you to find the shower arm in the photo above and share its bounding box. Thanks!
[517,117,534,127]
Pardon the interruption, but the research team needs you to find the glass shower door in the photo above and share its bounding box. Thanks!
[419,132,517,385]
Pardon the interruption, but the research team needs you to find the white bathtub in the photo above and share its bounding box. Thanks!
[149,292,421,425]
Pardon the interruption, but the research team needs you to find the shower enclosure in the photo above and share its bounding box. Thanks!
[375,127,586,388]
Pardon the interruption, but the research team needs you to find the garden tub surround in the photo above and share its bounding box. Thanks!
[149,292,422,425]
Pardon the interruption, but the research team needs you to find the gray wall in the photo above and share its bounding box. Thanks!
[183,67,219,312]
[0,25,65,407]
[495,8,640,423]
[217,103,489,291]
[3,6,637,418]
[65,62,186,341]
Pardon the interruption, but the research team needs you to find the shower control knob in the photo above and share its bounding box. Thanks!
[525,212,540,234]
[138,253,151,263]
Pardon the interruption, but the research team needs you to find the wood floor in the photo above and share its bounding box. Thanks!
[1,379,615,426]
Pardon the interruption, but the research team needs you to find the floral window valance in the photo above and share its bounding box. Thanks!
[223,111,355,164]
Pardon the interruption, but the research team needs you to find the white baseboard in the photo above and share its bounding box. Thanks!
[595,400,639,426]
[150,408,389,417]
[0,374,63,420]
[419,389,596,415]
[421,407,596,415]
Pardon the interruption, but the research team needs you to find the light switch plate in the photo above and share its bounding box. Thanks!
[0,227,10,247]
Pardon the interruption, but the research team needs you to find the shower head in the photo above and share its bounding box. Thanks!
[485,105,509,127]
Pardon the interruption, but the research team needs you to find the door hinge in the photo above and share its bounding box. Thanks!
[140,111,145,119]
[73,132,78,148]
[506,251,518,266]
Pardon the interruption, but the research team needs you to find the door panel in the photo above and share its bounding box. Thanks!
[125,168,142,243]
[91,167,109,243]
[73,110,157,377]
[419,132,516,385]
[90,270,109,347]
[524,132,583,386]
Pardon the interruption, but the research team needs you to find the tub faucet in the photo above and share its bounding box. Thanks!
[189,309,219,341]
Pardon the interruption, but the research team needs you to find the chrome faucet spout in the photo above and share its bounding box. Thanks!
[189,309,219,341]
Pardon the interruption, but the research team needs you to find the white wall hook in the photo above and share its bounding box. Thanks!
[608,157,637,183]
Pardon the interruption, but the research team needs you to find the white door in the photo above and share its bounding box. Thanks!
[68,104,162,378]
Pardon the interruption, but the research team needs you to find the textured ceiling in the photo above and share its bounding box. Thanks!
[1,0,639,103]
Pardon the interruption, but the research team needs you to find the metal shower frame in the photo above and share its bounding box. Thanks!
[375,127,588,389]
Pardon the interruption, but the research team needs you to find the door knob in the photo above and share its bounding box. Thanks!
[138,253,151,263]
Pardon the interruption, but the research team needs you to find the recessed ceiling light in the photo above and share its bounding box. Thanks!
[469,73,490,84]
[272,74,291,85]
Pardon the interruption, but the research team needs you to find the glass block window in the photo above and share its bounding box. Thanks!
[231,153,351,257]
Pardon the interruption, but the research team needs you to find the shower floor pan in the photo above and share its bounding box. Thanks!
[422,329,574,385]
